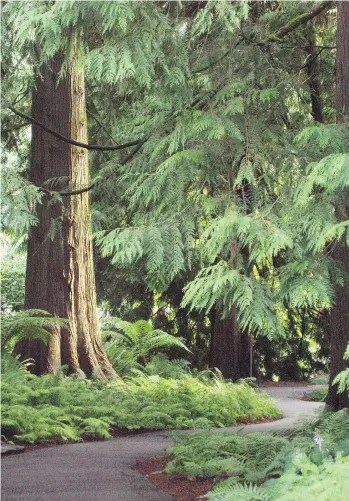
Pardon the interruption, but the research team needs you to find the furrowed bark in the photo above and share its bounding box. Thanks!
[325,1,349,410]
[15,40,115,378]
[209,306,250,381]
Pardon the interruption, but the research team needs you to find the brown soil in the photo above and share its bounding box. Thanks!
[135,457,214,501]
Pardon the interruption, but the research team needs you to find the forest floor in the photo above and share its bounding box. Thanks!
[1,384,326,501]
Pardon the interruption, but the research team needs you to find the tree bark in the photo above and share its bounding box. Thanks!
[325,1,349,410]
[15,42,115,377]
[305,40,324,123]
[326,237,349,410]
[209,306,251,380]
[335,1,349,121]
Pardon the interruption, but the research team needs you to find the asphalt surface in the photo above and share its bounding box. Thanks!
[1,385,326,501]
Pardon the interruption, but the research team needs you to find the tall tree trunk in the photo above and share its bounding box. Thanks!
[15,43,115,377]
[326,237,349,410]
[209,306,251,380]
[325,1,349,410]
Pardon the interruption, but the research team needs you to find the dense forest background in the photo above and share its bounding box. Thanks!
[1,0,348,411]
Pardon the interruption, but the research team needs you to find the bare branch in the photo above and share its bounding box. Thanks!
[40,141,146,197]
[268,1,334,42]
[8,106,143,151]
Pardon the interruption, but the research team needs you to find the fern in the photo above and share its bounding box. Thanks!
[102,317,189,374]
[1,360,280,443]
[1,309,67,352]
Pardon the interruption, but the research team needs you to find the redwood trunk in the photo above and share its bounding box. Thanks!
[209,306,250,380]
[15,48,115,377]
[325,1,349,410]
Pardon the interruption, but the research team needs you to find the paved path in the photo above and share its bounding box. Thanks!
[1,385,325,501]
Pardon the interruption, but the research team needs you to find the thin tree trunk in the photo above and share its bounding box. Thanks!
[209,306,250,380]
[15,41,115,377]
[325,1,349,410]
[305,39,324,123]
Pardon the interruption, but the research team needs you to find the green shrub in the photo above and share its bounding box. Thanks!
[167,409,349,501]
[307,389,327,401]
[265,454,349,501]
[102,317,189,376]
[309,377,328,385]
[206,456,349,501]
[166,432,291,481]
[1,364,281,443]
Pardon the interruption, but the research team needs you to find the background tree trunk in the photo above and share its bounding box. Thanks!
[209,306,250,380]
[15,44,115,377]
[305,39,324,123]
[325,1,349,410]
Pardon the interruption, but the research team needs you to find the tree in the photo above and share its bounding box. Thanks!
[325,1,349,410]
[4,1,346,386]
[95,1,337,381]
[4,0,186,376]
[14,39,115,376]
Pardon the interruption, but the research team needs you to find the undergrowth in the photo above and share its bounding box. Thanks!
[1,366,280,443]
[166,409,349,501]
[306,388,327,401]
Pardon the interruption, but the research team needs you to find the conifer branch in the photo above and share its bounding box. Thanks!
[8,106,142,151]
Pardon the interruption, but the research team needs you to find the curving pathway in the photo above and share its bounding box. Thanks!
[1,385,326,501]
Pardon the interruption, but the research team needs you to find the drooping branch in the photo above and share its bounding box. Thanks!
[8,106,143,151]
[40,140,146,197]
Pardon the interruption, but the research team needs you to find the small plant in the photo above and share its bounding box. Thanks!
[306,389,327,402]
[102,317,189,375]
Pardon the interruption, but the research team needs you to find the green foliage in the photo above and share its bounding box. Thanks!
[0,255,25,312]
[102,317,189,375]
[166,432,290,481]
[309,377,328,385]
[307,389,327,402]
[1,309,67,352]
[167,409,349,501]
[333,344,349,394]
[264,454,349,501]
[207,455,349,501]
[1,363,280,443]
[1,160,42,235]
[145,353,191,379]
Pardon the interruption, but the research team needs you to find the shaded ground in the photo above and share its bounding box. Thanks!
[1,384,326,501]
